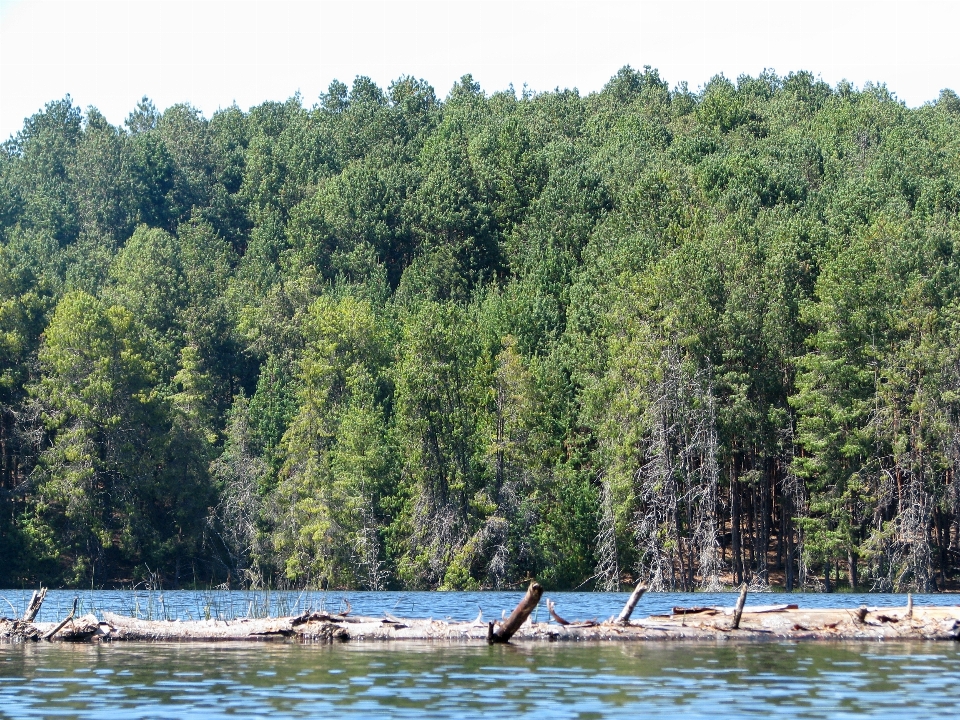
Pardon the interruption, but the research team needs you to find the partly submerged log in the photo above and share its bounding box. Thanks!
[99,612,350,642]
[3,585,960,644]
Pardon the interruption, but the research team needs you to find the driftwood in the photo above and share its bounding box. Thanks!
[100,612,349,642]
[672,606,717,616]
[615,583,647,624]
[731,584,748,630]
[3,581,959,644]
[22,588,47,623]
[488,581,542,644]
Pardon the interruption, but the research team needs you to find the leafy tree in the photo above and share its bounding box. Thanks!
[27,292,162,584]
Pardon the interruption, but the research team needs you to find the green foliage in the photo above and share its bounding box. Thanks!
[4,71,960,591]
[271,295,394,588]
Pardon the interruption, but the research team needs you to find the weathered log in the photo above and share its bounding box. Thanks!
[8,590,960,644]
[102,612,342,642]
[57,614,101,642]
[731,584,748,630]
[745,604,798,613]
[1,620,40,641]
[383,612,408,628]
[906,593,913,619]
[616,583,647,624]
[488,581,542,644]
[42,597,77,641]
[22,587,47,623]
[672,606,716,616]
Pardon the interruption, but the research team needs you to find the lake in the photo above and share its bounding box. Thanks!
[2,590,959,718]
[3,640,959,718]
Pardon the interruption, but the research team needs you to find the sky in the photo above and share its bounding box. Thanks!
[0,0,958,139]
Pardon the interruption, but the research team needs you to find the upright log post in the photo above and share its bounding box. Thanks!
[906,593,913,619]
[616,583,648,625]
[731,584,748,630]
[488,581,542,644]
[22,587,47,623]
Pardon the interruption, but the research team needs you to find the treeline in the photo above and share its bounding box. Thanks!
[3,68,960,592]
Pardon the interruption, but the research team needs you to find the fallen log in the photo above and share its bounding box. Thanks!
[6,593,960,644]
[100,611,349,642]
[487,581,542,644]
[672,607,717,616]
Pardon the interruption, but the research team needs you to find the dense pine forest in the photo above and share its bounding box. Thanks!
[2,67,960,593]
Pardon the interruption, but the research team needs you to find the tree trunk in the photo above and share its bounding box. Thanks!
[488,581,543,644]
[731,468,742,585]
[847,548,857,591]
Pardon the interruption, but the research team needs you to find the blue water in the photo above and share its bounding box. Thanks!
[2,640,959,718]
[0,589,951,623]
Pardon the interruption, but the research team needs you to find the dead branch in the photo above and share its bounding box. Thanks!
[546,599,570,626]
[42,597,77,641]
[616,583,647,624]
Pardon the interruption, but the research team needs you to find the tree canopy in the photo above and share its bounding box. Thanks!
[3,70,960,592]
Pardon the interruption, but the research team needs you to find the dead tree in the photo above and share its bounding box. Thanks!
[596,473,621,592]
[634,348,722,591]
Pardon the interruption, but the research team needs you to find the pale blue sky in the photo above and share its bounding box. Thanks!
[1,0,958,139]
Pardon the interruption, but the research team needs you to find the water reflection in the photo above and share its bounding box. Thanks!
[1,641,958,719]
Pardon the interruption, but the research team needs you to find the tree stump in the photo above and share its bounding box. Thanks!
[488,581,542,644]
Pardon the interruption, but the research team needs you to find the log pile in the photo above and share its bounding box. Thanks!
[3,584,960,644]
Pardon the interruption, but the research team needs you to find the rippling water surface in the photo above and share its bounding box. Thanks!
[2,640,959,719]
[2,590,959,718]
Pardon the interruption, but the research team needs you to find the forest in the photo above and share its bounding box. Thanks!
[2,67,960,593]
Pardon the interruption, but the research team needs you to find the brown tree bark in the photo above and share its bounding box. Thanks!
[488,581,543,644]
